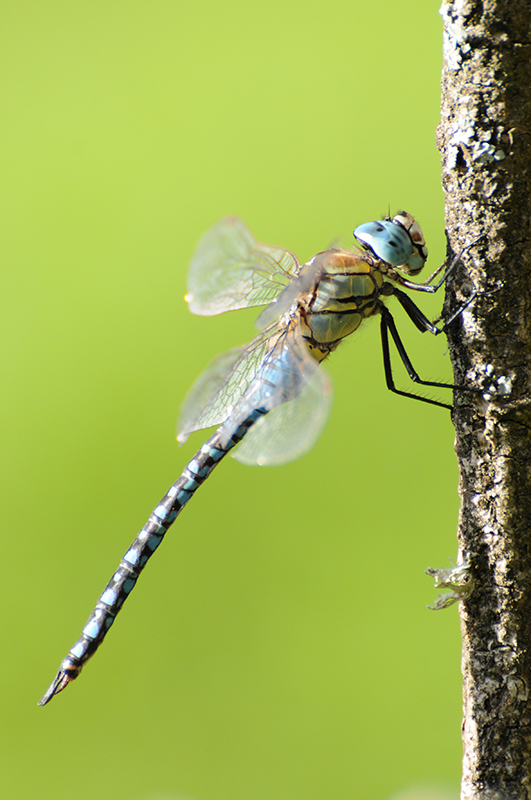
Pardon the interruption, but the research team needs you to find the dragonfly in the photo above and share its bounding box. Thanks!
[39,211,463,705]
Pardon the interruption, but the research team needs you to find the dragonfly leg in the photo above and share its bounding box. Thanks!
[380,307,462,410]
[397,238,483,294]
[391,286,479,336]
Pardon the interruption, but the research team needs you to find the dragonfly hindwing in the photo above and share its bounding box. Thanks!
[232,364,332,466]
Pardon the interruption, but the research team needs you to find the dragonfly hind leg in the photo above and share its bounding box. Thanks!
[379,306,464,410]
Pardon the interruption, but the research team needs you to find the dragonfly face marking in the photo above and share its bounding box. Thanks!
[39,211,460,706]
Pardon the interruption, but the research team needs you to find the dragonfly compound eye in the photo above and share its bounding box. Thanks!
[354,220,414,267]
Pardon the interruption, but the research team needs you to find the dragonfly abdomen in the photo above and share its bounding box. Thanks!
[38,406,267,705]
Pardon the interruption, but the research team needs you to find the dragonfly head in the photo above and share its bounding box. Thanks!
[353,211,428,275]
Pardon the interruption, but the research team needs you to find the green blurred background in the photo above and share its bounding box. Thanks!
[2,2,462,799]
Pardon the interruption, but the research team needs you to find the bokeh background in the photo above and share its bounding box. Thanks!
[2,2,462,799]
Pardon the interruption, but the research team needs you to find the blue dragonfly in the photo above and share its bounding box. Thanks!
[39,211,462,705]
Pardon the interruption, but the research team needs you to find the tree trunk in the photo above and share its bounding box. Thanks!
[436,2,531,798]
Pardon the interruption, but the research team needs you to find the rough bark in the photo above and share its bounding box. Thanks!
[436,2,531,798]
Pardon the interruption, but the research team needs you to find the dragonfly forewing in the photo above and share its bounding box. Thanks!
[255,251,330,330]
[186,217,299,316]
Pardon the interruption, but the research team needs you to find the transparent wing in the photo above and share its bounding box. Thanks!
[176,322,282,443]
[177,345,246,442]
[186,218,299,316]
[232,363,333,466]
[255,250,328,330]
[215,319,331,464]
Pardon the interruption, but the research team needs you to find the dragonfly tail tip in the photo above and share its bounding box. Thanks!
[38,669,73,706]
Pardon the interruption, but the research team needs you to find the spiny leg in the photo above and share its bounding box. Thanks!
[379,307,457,410]
[392,285,479,335]
[397,238,483,295]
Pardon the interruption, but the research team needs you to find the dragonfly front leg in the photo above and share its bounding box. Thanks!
[395,239,483,295]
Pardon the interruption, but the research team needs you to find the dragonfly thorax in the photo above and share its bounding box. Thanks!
[299,249,386,360]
